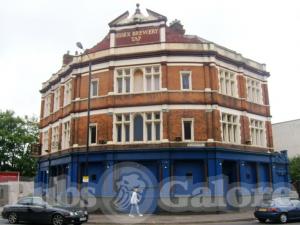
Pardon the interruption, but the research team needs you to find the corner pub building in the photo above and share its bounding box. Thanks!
[35,5,290,212]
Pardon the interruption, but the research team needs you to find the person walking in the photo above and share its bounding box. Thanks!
[129,187,143,217]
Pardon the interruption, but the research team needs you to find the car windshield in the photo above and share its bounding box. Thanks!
[51,201,70,208]
[32,197,47,206]
[17,197,32,205]
[260,198,293,207]
[17,197,47,206]
[291,199,300,207]
[259,200,272,207]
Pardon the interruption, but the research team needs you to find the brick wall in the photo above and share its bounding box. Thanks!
[166,110,208,141]
[74,114,113,146]
[39,64,273,154]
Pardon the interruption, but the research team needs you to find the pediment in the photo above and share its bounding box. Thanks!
[109,4,167,28]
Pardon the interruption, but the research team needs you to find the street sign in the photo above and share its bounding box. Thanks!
[82,176,89,183]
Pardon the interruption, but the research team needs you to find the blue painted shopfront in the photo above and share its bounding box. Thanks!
[35,147,290,211]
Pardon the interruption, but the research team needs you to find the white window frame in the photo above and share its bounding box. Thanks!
[180,71,192,91]
[246,77,262,104]
[145,112,162,142]
[220,112,240,144]
[182,118,194,141]
[53,88,60,112]
[51,126,59,151]
[218,68,237,97]
[42,130,49,152]
[63,80,72,106]
[43,95,51,118]
[114,65,161,94]
[133,68,144,93]
[89,123,97,145]
[250,119,266,147]
[115,68,131,94]
[113,111,162,143]
[61,121,71,149]
[115,114,131,143]
[90,79,99,98]
[144,65,161,92]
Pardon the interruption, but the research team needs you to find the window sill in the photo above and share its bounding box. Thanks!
[89,143,98,146]
[222,141,241,145]
[114,141,165,145]
[112,90,167,95]
[250,144,267,148]
[246,100,264,106]
[218,92,238,98]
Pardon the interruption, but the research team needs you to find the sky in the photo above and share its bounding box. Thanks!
[0,0,299,123]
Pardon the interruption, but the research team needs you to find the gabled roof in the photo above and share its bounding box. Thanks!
[109,4,167,27]
[86,34,110,54]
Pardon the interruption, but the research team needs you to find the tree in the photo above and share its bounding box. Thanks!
[289,155,300,197]
[0,110,39,177]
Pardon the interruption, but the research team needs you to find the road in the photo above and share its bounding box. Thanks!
[206,221,300,225]
[1,218,300,225]
[212,221,300,225]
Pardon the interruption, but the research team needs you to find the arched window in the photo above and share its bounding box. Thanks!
[133,69,143,92]
[134,114,143,141]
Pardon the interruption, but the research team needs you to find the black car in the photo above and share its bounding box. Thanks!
[1,197,88,225]
[254,197,300,223]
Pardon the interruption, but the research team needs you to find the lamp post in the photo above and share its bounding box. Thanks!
[76,42,91,210]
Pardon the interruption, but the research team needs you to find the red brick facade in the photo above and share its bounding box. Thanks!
[39,8,273,158]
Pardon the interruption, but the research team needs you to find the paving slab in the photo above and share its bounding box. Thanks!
[87,211,254,224]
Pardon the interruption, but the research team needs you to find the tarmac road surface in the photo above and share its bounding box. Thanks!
[1,218,300,225]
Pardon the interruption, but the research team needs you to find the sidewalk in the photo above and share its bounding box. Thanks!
[87,211,254,224]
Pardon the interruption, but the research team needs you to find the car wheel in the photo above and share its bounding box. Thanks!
[279,213,288,224]
[258,218,267,223]
[8,212,18,224]
[52,214,64,225]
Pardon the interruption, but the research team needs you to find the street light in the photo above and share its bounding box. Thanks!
[76,42,84,50]
[76,42,91,210]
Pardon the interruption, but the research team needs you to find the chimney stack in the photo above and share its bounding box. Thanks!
[170,19,185,35]
[62,51,74,66]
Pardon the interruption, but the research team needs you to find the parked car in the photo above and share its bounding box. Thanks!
[1,196,88,225]
[254,197,300,223]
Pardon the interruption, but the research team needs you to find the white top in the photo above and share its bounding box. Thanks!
[130,191,139,204]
